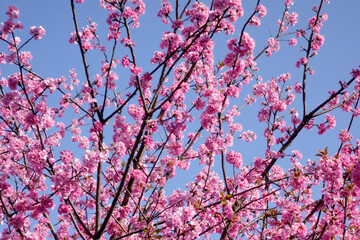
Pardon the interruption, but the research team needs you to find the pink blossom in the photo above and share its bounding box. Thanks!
[10,215,25,230]
[7,72,20,90]
[0,52,5,63]
[144,135,155,150]
[338,129,352,143]
[225,85,241,98]
[353,107,360,117]
[6,5,20,19]
[171,19,183,29]
[308,16,323,33]
[167,141,183,156]
[160,32,183,51]
[30,26,45,40]
[226,150,243,168]
[120,37,135,46]
[25,112,38,125]
[229,123,242,133]
[255,4,267,18]
[321,13,329,21]
[2,92,17,106]
[289,38,297,46]
[267,37,280,56]
[188,3,211,25]
[285,12,298,26]
[241,130,257,142]
[294,82,302,93]
[317,122,327,135]
[284,0,294,6]
[296,29,306,38]
[290,150,303,163]
[351,163,360,188]
[249,16,261,26]
[300,57,308,65]
[150,51,165,64]
[205,135,225,153]
[258,108,270,122]
[213,0,228,11]
[193,97,206,110]
[1,19,15,34]
[277,72,291,82]
[325,114,336,129]
[130,65,142,76]
[312,34,325,52]
[158,0,173,20]
[239,32,255,56]
[140,72,152,89]
[128,104,144,121]
[296,57,308,68]
[351,67,360,78]
[121,55,130,68]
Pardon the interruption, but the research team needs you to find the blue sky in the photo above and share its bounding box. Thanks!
[1,0,360,237]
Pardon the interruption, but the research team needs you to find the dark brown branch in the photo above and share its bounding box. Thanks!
[66,199,93,238]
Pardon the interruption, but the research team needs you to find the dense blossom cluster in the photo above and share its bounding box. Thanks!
[0,0,360,239]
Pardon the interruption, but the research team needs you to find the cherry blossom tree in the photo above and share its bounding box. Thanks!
[1,0,360,239]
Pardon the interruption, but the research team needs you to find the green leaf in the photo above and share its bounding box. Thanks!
[220,191,225,200]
